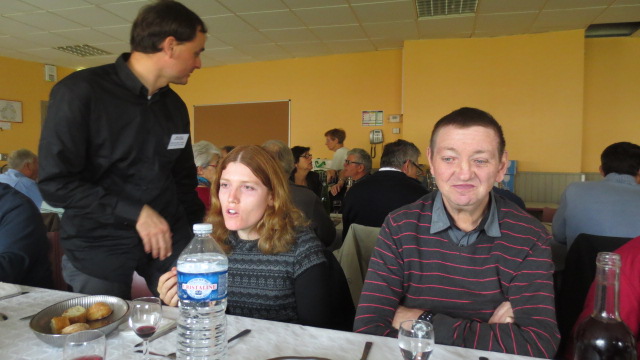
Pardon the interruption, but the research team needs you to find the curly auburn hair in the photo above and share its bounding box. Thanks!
[205,145,307,254]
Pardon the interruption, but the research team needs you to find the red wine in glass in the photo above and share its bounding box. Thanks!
[135,325,157,340]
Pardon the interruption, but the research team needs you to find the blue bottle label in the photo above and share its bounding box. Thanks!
[177,270,228,301]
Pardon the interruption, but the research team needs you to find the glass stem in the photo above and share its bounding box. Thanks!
[142,339,149,357]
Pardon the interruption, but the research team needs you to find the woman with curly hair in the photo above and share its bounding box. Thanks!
[157,145,331,327]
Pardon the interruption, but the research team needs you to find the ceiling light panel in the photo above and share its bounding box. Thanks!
[416,0,478,18]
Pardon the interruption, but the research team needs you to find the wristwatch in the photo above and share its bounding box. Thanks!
[418,310,435,323]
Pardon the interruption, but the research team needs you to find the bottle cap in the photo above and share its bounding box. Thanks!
[193,223,213,232]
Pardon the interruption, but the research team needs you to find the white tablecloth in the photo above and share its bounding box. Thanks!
[0,286,545,360]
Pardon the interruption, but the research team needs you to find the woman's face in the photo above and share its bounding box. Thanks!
[296,151,313,171]
[218,162,273,240]
[198,154,220,183]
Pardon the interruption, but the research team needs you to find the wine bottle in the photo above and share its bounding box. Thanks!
[573,252,637,360]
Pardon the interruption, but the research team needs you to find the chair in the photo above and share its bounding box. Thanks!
[541,207,557,223]
[556,233,631,354]
[333,224,381,306]
[131,271,154,299]
[46,231,68,291]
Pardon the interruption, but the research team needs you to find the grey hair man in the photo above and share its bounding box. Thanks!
[330,148,371,196]
[0,149,43,207]
[341,140,428,240]
[262,140,336,248]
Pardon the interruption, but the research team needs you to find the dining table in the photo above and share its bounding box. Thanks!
[0,285,548,360]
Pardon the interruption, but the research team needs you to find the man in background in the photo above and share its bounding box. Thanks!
[354,107,558,358]
[329,148,371,207]
[553,141,640,248]
[324,128,349,184]
[0,183,52,288]
[38,0,206,298]
[341,139,427,239]
[0,149,42,207]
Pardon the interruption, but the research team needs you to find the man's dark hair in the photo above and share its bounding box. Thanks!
[600,142,640,176]
[130,0,207,54]
[324,128,346,144]
[380,139,421,169]
[429,107,506,158]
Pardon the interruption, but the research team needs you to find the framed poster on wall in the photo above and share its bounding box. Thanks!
[0,99,22,123]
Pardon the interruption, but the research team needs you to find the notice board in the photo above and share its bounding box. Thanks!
[194,100,290,148]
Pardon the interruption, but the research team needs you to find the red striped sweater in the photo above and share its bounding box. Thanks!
[354,191,560,358]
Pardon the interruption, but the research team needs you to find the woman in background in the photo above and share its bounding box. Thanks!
[158,145,331,327]
[192,141,221,212]
[290,146,322,198]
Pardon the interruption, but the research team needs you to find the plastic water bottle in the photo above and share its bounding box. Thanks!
[176,223,228,360]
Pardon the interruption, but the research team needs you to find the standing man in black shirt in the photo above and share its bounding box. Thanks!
[38,0,206,298]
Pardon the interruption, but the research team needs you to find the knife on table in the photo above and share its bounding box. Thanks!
[134,322,177,347]
[360,341,372,360]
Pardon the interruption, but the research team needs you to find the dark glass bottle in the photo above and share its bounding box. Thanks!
[319,172,332,215]
[573,252,637,360]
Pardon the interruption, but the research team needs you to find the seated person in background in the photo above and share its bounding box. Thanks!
[0,183,53,288]
[553,141,640,248]
[354,107,559,358]
[290,146,322,198]
[0,149,43,208]
[492,185,526,210]
[324,128,349,184]
[192,140,221,212]
[568,235,640,358]
[263,140,335,248]
[220,145,235,158]
[158,146,331,328]
[329,148,372,209]
[341,139,428,240]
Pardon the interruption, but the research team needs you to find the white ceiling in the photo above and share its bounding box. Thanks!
[0,0,638,69]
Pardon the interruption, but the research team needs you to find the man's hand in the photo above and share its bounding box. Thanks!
[488,301,515,324]
[392,305,425,329]
[330,180,344,196]
[136,204,173,260]
[157,267,179,306]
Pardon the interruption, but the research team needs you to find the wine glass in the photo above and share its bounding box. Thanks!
[129,297,163,359]
[332,200,342,213]
[63,329,106,360]
[398,319,434,360]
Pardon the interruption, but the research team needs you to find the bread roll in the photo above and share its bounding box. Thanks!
[87,302,112,321]
[62,305,87,324]
[61,322,90,334]
[50,316,71,334]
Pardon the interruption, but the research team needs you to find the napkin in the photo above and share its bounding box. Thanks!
[0,282,22,298]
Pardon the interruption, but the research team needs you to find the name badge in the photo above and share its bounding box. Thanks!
[167,134,189,149]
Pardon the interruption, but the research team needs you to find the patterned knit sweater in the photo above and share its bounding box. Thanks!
[225,227,327,324]
[354,191,560,358]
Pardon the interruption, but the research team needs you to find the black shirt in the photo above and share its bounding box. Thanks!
[38,53,204,283]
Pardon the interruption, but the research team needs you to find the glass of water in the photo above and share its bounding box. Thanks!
[398,319,434,360]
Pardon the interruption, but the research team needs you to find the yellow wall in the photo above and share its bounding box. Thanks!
[403,30,586,172]
[0,56,74,165]
[583,37,640,172]
[2,31,638,174]
[174,50,404,167]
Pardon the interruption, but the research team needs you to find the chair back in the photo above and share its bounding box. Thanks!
[46,231,68,291]
[333,224,381,306]
[131,271,154,299]
[556,233,631,354]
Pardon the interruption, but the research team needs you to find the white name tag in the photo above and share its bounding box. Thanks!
[167,134,189,149]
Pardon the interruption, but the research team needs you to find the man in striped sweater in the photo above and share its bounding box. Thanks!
[354,107,560,358]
